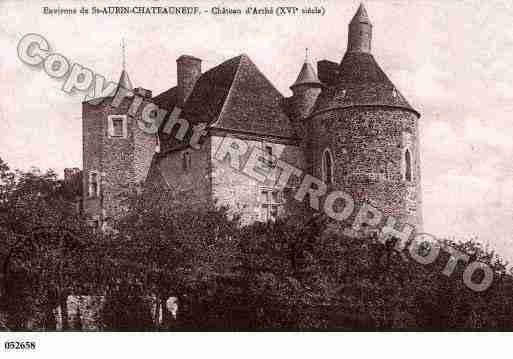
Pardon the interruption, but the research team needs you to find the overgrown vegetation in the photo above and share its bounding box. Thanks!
[1,157,513,330]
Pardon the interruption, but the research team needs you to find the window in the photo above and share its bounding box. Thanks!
[334,89,347,102]
[87,216,100,231]
[264,145,273,157]
[386,162,395,181]
[261,188,283,222]
[260,144,276,169]
[155,135,161,153]
[322,148,334,185]
[182,151,191,172]
[112,118,123,136]
[88,171,100,197]
[405,149,412,182]
[108,115,127,138]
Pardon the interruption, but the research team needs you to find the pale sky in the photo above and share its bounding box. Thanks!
[1,1,512,259]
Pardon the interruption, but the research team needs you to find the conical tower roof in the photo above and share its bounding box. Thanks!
[311,4,419,117]
[351,3,371,25]
[111,69,133,98]
[117,69,133,91]
[291,61,321,89]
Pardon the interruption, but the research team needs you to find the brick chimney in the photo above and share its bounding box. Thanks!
[176,55,201,107]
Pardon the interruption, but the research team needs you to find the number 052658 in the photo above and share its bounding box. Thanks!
[4,341,36,350]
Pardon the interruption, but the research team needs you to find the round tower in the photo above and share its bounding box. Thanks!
[290,51,323,119]
[308,3,423,231]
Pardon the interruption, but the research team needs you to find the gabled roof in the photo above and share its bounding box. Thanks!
[312,52,418,116]
[181,55,241,127]
[291,61,321,89]
[154,54,296,140]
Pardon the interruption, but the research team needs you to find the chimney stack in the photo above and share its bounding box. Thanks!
[176,55,202,107]
[317,60,339,86]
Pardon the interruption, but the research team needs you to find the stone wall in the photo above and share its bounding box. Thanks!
[290,85,322,119]
[146,137,213,211]
[82,100,105,219]
[210,134,305,225]
[82,97,158,222]
[308,107,423,231]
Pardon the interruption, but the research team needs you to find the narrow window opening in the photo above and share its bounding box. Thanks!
[260,144,276,169]
[405,149,412,182]
[323,149,334,185]
[182,151,191,172]
[89,171,99,197]
[264,145,273,157]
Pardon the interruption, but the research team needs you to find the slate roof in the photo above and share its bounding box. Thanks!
[152,86,177,111]
[312,51,418,116]
[118,69,133,90]
[291,61,321,88]
[111,69,133,98]
[311,3,418,117]
[153,54,296,140]
[351,3,371,25]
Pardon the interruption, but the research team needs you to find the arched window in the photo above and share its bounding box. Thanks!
[323,149,334,185]
[405,149,412,182]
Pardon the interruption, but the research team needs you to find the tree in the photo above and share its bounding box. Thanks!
[0,158,96,330]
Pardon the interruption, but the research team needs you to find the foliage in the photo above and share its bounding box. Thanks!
[0,158,96,330]
[100,282,154,331]
[2,156,513,330]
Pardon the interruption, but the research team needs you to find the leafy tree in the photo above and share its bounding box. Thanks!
[0,158,96,330]
[101,282,154,331]
[2,156,513,330]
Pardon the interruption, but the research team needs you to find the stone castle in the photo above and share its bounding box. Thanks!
[81,4,423,231]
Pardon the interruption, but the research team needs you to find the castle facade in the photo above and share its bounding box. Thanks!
[81,4,423,231]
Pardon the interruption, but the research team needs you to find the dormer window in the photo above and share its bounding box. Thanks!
[108,115,127,138]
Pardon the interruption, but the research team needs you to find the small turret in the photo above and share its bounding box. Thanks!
[347,3,372,53]
[117,69,133,91]
[114,39,134,96]
[290,49,322,119]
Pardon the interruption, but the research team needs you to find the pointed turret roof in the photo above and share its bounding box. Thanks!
[291,61,321,89]
[117,69,133,91]
[312,52,417,115]
[351,3,371,25]
[310,4,419,117]
[110,69,134,98]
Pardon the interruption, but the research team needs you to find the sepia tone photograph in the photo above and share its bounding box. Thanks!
[1,0,513,351]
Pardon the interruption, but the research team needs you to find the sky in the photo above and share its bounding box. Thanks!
[1,0,512,259]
